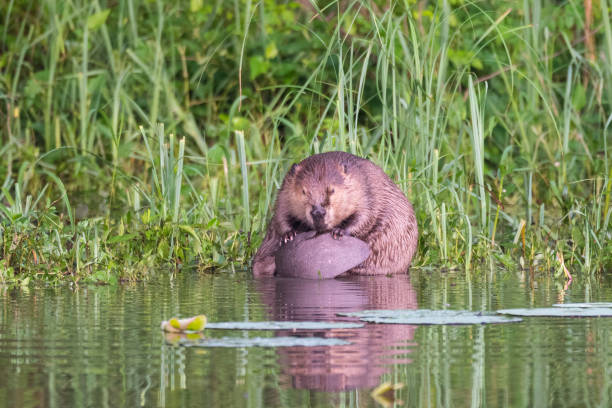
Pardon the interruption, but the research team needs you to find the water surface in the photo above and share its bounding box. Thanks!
[2,270,612,407]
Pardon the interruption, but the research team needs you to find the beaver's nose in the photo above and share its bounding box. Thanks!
[310,205,326,219]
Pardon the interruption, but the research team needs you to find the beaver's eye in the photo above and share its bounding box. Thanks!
[328,187,335,194]
[302,188,307,195]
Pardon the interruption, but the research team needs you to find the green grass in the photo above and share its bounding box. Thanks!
[0,0,611,283]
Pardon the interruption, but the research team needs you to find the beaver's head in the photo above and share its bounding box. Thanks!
[285,157,364,232]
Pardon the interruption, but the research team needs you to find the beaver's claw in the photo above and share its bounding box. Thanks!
[280,230,296,245]
[331,227,346,240]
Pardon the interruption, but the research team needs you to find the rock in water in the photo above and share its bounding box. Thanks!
[275,231,370,279]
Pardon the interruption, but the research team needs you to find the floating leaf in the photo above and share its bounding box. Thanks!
[206,321,364,330]
[497,307,612,317]
[553,302,612,308]
[180,336,350,348]
[338,310,522,325]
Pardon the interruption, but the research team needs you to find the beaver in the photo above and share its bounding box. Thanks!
[252,151,418,276]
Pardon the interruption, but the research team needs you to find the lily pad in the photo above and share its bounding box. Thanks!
[496,307,612,317]
[206,321,364,330]
[337,310,522,325]
[275,231,370,279]
[180,336,350,348]
[553,302,612,308]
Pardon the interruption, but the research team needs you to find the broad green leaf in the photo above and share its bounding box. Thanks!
[572,83,586,111]
[157,239,170,259]
[87,9,111,31]
[107,233,138,244]
[249,55,269,80]
[206,144,226,164]
[231,116,250,131]
[265,42,278,59]
[179,225,202,253]
[190,0,203,12]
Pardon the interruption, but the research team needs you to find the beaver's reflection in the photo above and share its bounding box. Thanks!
[255,275,418,391]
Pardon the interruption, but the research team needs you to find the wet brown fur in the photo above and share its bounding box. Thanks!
[252,151,418,276]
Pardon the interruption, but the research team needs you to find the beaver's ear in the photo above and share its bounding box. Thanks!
[287,163,301,176]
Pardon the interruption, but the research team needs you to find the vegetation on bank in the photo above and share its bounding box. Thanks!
[0,0,611,283]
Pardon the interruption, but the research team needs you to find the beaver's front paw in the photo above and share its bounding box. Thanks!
[280,230,296,245]
[331,227,346,240]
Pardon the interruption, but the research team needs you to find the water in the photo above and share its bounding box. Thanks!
[2,270,612,407]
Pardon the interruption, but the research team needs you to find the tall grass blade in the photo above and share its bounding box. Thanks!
[468,77,487,231]
[172,137,185,224]
[42,170,74,234]
[236,130,250,231]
